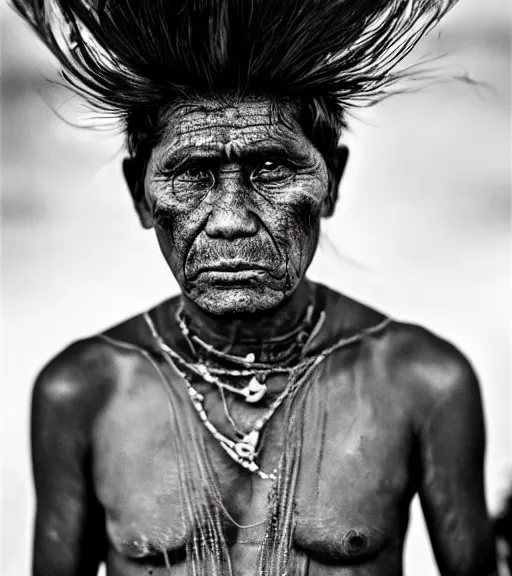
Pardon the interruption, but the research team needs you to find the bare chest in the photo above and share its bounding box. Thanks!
[92,352,415,566]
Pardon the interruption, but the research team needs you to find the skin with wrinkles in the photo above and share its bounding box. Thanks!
[31,99,496,576]
[138,99,331,314]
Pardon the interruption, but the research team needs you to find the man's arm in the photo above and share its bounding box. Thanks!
[31,344,106,576]
[417,345,496,575]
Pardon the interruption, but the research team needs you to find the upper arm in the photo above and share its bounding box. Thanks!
[416,341,496,575]
[31,343,107,576]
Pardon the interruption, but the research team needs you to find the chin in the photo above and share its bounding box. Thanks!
[186,285,290,316]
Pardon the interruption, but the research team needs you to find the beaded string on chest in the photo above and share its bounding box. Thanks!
[143,301,325,481]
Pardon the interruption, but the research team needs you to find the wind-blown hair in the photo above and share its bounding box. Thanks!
[13,0,458,163]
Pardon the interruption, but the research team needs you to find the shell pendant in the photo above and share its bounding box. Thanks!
[242,376,267,403]
[233,429,260,460]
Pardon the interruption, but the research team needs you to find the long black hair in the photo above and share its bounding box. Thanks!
[13,0,458,162]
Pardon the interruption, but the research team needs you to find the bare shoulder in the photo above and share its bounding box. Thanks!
[321,286,478,402]
[32,300,170,429]
[381,320,483,431]
[32,336,118,433]
[321,286,482,425]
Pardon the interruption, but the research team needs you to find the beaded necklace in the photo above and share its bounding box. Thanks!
[144,306,392,483]
[174,302,315,403]
[176,303,314,367]
[143,308,322,481]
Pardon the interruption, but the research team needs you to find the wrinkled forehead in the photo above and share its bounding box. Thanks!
[152,99,305,159]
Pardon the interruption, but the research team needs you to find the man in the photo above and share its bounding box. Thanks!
[14,0,496,575]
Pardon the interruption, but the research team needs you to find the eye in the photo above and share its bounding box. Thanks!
[251,161,295,189]
[172,166,216,194]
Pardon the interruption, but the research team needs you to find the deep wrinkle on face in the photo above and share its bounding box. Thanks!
[144,99,331,314]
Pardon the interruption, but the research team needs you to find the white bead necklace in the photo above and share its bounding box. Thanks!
[173,303,314,404]
[143,311,392,482]
[144,312,317,481]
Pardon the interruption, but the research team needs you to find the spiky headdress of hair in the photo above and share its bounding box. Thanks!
[13,0,458,157]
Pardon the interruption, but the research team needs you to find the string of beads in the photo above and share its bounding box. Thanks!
[143,307,392,483]
[144,311,321,481]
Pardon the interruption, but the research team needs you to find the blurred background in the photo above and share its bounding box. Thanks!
[1,0,510,574]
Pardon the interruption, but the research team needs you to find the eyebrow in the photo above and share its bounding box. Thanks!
[157,141,311,172]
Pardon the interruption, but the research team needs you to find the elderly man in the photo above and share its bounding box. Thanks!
[15,0,496,575]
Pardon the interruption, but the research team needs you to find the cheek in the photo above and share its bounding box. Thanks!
[269,183,325,266]
[147,183,205,272]
[288,201,322,273]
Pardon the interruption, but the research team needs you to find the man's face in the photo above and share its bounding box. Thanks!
[141,99,333,315]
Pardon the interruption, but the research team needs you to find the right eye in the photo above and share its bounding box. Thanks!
[172,167,216,194]
[250,161,295,190]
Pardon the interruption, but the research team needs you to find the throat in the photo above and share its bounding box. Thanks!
[180,281,315,364]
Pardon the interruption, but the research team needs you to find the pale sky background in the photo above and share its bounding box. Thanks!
[1,1,511,575]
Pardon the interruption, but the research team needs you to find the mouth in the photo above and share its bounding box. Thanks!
[196,269,267,283]
[189,261,271,282]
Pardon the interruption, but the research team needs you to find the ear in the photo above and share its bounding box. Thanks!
[322,145,349,218]
[122,156,154,229]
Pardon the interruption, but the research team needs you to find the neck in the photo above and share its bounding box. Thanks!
[180,281,314,359]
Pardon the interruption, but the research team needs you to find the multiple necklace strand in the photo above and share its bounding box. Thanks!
[144,302,319,481]
[143,303,392,483]
[98,308,392,546]
[175,303,315,416]
[175,303,314,369]
[97,333,265,534]
[174,302,320,446]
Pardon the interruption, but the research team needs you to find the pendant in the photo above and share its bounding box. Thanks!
[233,429,260,460]
[221,441,260,472]
[243,376,267,403]
[234,442,255,460]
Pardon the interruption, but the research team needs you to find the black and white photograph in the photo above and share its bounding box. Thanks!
[1,1,511,575]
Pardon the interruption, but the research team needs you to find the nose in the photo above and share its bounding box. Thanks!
[205,169,259,240]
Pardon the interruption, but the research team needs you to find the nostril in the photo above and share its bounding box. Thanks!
[205,207,259,239]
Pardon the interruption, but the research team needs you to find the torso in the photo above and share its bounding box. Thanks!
[73,283,434,575]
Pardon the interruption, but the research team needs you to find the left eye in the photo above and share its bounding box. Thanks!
[251,161,295,187]
[172,166,216,195]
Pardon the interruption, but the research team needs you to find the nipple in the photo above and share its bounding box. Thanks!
[342,529,368,556]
